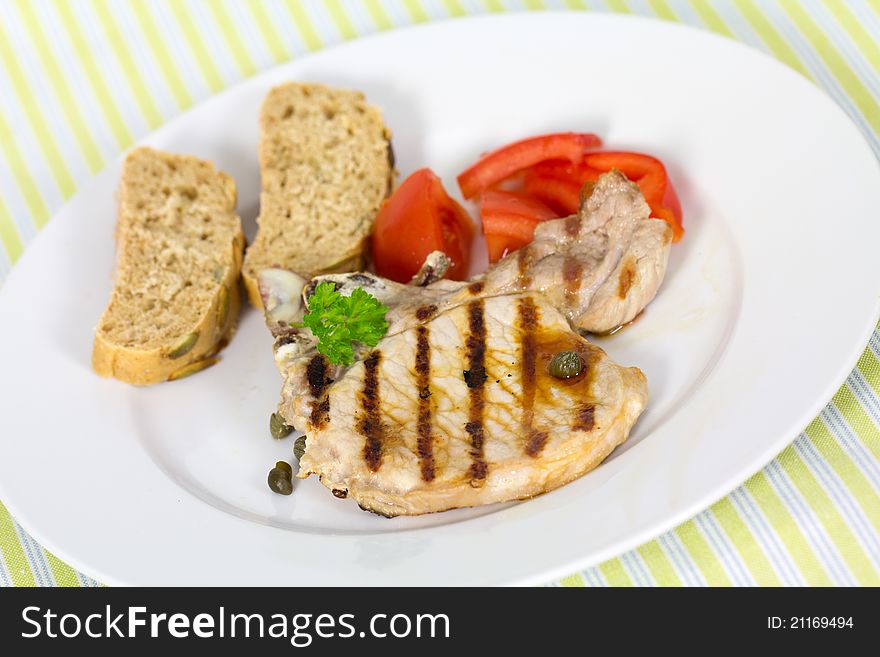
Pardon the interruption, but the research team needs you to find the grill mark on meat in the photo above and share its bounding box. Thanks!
[516,245,534,290]
[465,300,488,485]
[618,257,637,299]
[526,429,549,457]
[359,351,384,472]
[415,304,437,321]
[562,255,584,304]
[415,325,436,482]
[564,214,581,238]
[518,296,548,458]
[307,354,331,398]
[310,396,330,429]
[573,403,596,432]
[468,281,485,295]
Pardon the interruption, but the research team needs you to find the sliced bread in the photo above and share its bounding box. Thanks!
[242,82,394,307]
[92,147,245,385]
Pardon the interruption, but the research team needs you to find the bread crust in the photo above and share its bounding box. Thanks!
[92,147,245,385]
[242,82,394,307]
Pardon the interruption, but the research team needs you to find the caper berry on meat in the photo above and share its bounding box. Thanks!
[549,350,584,379]
[294,435,307,461]
[268,462,293,495]
[270,412,293,439]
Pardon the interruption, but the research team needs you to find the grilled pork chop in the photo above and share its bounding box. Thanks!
[260,171,670,516]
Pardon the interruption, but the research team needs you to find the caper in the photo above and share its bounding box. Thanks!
[166,331,199,359]
[294,435,307,461]
[268,464,293,495]
[549,350,584,379]
[270,412,293,439]
[274,460,292,476]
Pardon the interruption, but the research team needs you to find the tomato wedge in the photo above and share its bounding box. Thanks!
[479,190,559,264]
[371,168,475,283]
[583,151,683,239]
[485,233,520,263]
[521,170,584,216]
[457,132,601,199]
[479,190,558,222]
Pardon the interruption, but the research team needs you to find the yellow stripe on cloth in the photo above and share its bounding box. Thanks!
[326,0,360,40]
[777,446,880,585]
[168,1,226,93]
[283,0,325,52]
[52,0,134,148]
[0,197,25,264]
[129,1,194,110]
[15,0,104,174]
[0,503,36,587]
[637,541,683,586]
[733,0,813,79]
[781,0,880,134]
[0,21,76,199]
[709,498,782,586]
[92,0,164,129]
[208,1,258,77]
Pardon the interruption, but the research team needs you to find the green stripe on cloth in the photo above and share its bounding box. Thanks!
[52,0,134,148]
[0,109,50,227]
[558,573,586,587]
[247,2,290,63]
[283,0,324,51]
[0,197,25,264]
[326,0,360,40]
[780,0,880,134]
[403,0,430,22]
[0,21,76,199]
[45,552,82,588]
[636,542,682,586]
[168,1,226,93]
[129,2,193,110]
[744,472,833,586]
[777,446,880,585]
[709,498,782,586]
[823,0,880,78]
[805,418,880,536]
[605,1,631,13]
[599,558,634,586]
[0,503,36,587]
[832,385,880,462]
[648,1,678,22]
[675,520,732,586]
[92,0,164,129]
[207,1,257,77]
[689,0,737,38]
[733,0,813,79]
[15,0,104,174]
[365,0,394,29]
[443,0,468,17]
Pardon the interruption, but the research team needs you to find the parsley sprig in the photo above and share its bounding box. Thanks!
[300,282,389,366]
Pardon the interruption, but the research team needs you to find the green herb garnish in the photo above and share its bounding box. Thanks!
[300,282,389,366]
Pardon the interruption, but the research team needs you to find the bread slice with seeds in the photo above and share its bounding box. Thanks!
[242,82,394,307]
[92,147,245,385]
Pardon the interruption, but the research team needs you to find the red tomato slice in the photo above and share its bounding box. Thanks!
[479,190,559,222]
[371,168,475,283]
[583,151,684,240]
[521,171,583,216]
[485,233,522,263]
[457,132,601,199]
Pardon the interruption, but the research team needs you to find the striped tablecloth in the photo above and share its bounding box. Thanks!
[1,0,879,588]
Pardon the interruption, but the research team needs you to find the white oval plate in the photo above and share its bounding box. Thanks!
[1,13,879,586]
